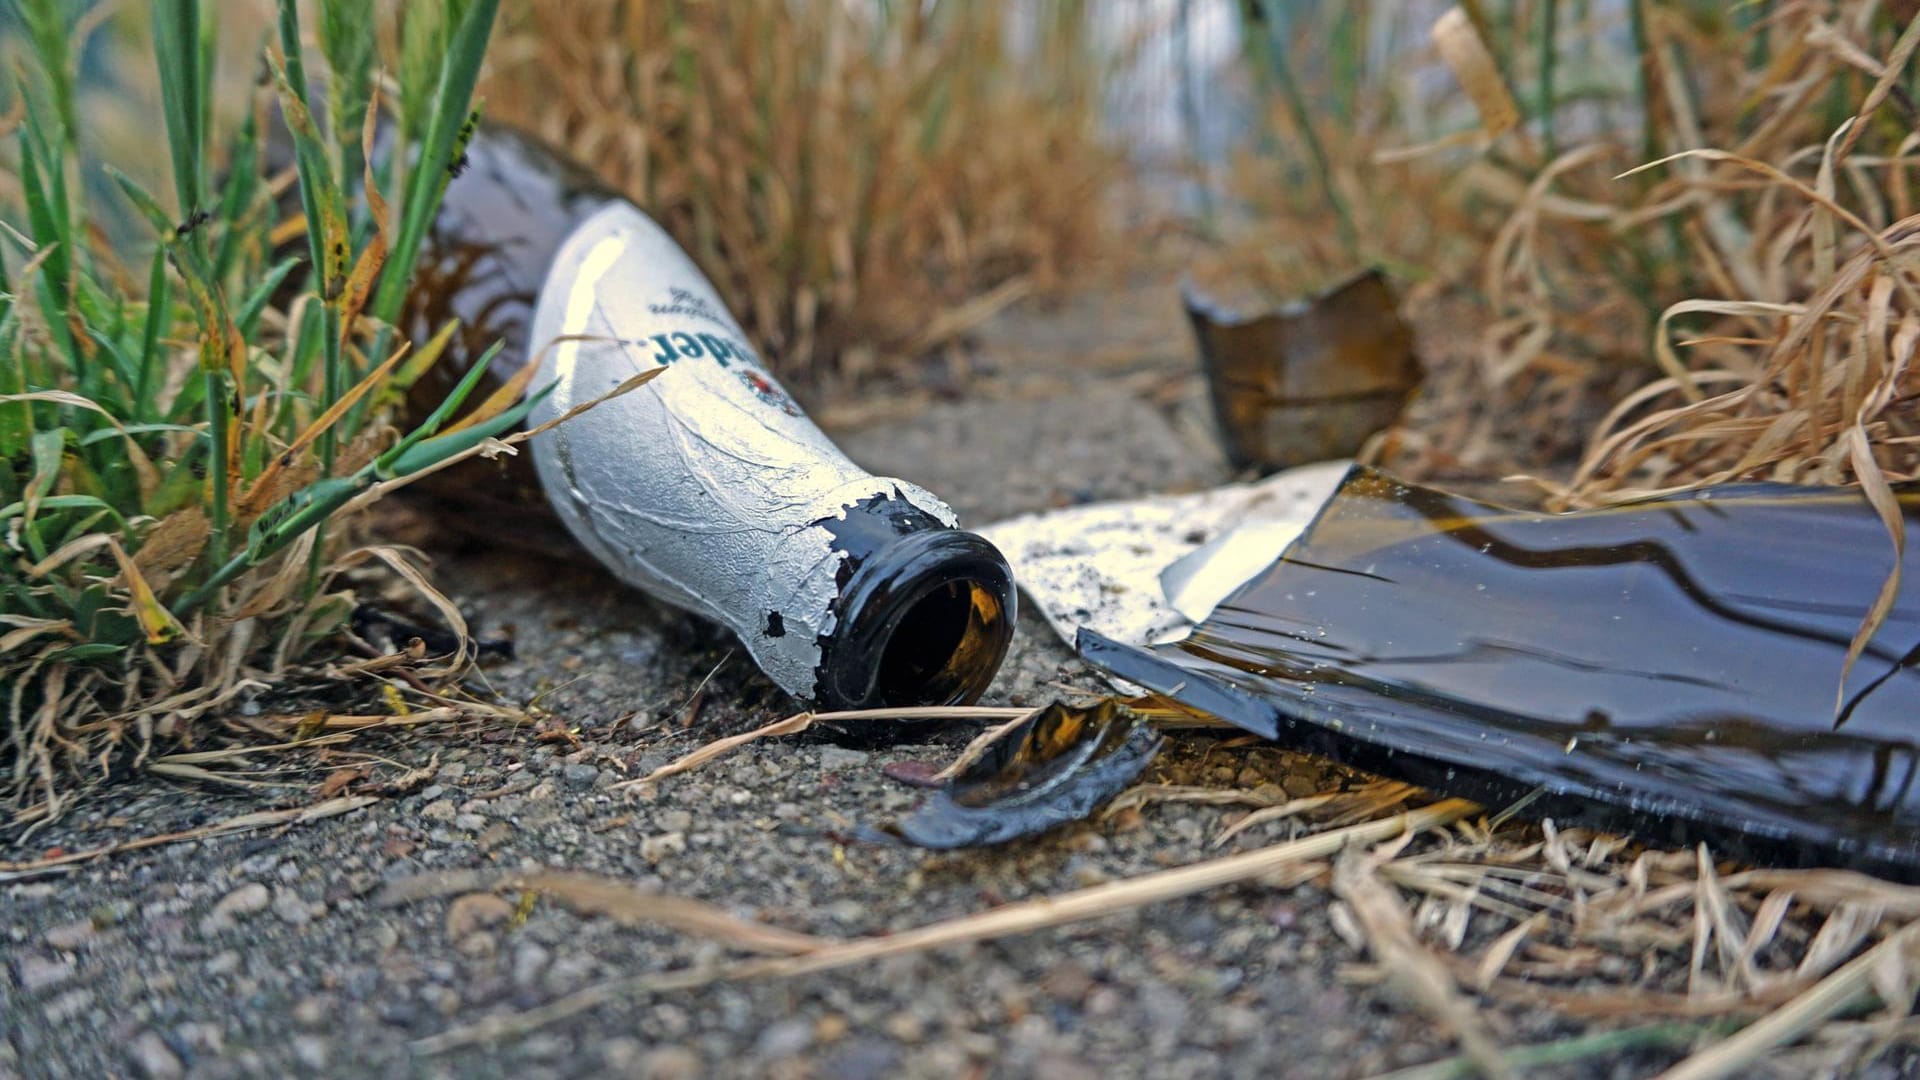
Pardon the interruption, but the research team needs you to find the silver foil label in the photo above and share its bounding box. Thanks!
[525,201,958,697]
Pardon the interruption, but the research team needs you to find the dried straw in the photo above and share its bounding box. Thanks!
[482,0,1117,381]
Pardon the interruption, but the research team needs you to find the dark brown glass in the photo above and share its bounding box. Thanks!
[399,127,622,556]
[1085,467,1920,879]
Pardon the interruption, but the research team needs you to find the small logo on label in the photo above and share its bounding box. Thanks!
[737,368,800,416]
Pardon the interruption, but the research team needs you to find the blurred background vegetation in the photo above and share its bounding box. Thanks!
[5,0,1919,807]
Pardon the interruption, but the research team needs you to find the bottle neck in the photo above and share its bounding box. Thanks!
[812,493,1017,710]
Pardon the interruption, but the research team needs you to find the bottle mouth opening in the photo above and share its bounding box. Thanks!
[872,577,1012,707]
[816,529,1017,710]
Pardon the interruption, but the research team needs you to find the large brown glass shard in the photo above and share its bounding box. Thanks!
[1189,269,1421,473]
[884,700,1163,848]
[1080,467,1920,879]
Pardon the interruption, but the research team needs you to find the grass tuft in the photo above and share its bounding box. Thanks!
[0,0,518,821]
[1198,2,1920,499]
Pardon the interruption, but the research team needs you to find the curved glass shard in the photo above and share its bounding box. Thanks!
[886,700,1164,848]
[1082,467,1920,878]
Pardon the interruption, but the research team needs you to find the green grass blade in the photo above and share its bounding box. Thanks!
[369,0,500,329]
[104,164,175,238]
[1253,0,1359,261]
[135,245,170,421]
[83,327,143,413]
[383,380,549,477]
[150,0,206,226]
[397,3,453,144]
[18,98,71,317]
[0,307,24,458]
[15,0,75,144]
[374,339,502,470]
[235,256,302,338]
[318,0,376,188]
[1537,0,1559,157]
[212,107,261,283]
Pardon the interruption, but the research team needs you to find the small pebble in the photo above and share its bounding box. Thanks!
[42,987,94,1023]
[823,1038,902,1080]
[43,919,95,951]
[881,760,945,788]
[129,1031,183,1080]
[637,1046,702,1080]
[754,1018,814,1060]
[201,882,270,934]
[641,832,686,864]
[600,1037,644,1071]
[817,746,870,770]
[292,1036,329,1070]
[561,763,601,789]
[446,892,514,940]
[14,954,75,993]
[511,942,551,990]
[544,952,595,994]
[291,995,331,1029]
[271,890,313,927]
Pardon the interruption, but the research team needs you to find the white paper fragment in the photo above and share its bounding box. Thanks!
[979,461,1351,655]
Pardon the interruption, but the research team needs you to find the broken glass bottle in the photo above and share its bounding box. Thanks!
[402,127,1016,710]
[882,700,1163,848]
[1082,467,1920,879]
[1187,269,1421,473]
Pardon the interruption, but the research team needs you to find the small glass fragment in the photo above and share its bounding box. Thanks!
[884,700,1163,848]
[1188,269,1421,473]
[1082,467,1920,878]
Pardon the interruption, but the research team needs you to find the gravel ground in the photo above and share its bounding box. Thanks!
[2,281,1749,1079]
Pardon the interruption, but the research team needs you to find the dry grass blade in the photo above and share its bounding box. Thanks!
[614,705,1033,789]
[1836,423,1906,716]
[932,707,1041,781]
[234,343,411,520]
[1100,784,1286,819]
[484,0,1115,380]
[1216,781,1421,848]
[0,795,376,874]
[1335,840,1516,1080]
[1431,6,1518,138]
[1656,923,1920,1080]
[617,711,818,788]
[1213,791,1342,846]
[153,734,355,763]
[144,762,309,789]
[417,799,1479,1053]
[511,872,828,955]
[1726,869,1920,918]
[377,870,828,955]
[1475,912,1547,991]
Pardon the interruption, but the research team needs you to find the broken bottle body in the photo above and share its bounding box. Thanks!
[1084,467,1920,878]
[408,129,1016,709]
